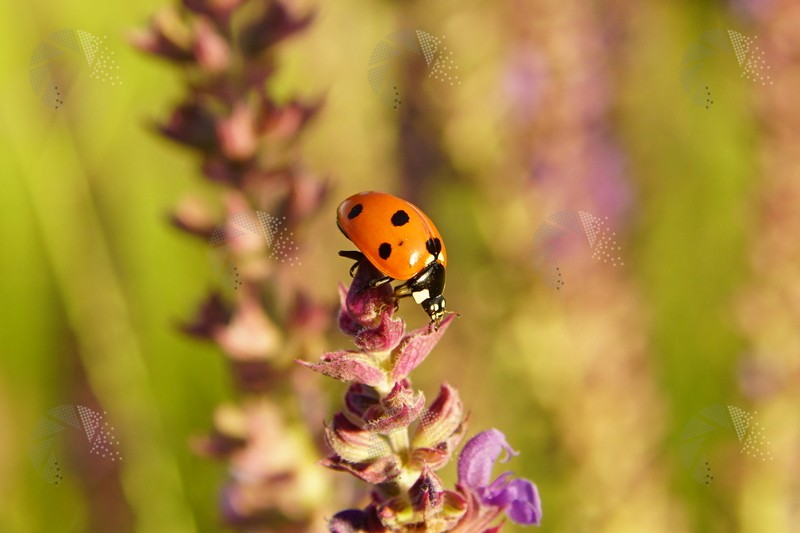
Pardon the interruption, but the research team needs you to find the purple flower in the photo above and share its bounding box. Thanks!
[458,429,542,527]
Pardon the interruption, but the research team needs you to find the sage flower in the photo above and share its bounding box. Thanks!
[137,0,334,529]
[458,429,542,527]
[301,256,542,532]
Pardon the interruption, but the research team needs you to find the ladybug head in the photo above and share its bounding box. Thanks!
[408,261,446,324]
[422,294,446,324]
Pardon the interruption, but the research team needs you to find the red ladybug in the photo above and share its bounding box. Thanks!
[337,191,447,323]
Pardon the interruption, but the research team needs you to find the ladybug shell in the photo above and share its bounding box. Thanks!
[337,191,447,281]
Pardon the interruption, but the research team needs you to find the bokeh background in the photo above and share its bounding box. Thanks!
[1,0,799,532]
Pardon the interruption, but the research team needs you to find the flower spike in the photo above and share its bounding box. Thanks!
[301,241,542,532]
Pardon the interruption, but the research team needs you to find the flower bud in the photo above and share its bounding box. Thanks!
[238,1,314,57]
[409,466,444,519]
[260,100,318,141]
[216,103,257,161]
[214,293,281,361]
[344,384,380,420]
[202,155,240,184]
[355,310,405,353]
[363,381,425,433]
[412,383,464,450]
[193,18,230,72]
[157,101,217,150]
[286,169,328,221]
[409,447,451,472]
[181,293,231,339]
[340,262,395,330]
[183,0,245,21]
[191,403,246,458]
[131,8,194,62]
[171,195,216,237]
[324,413,391,464]
[329,507,385,533]
[375,496,414,530]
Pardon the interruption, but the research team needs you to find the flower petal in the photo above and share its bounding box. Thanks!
[457,429,518,490]
[363,382,425,433]
[355,309,405,352]
[391,314,455,381]
[410,447,451,471]
[503,479,542,526]
[480,472,514,505]
[297,350,386,387]
[321,454,402,484]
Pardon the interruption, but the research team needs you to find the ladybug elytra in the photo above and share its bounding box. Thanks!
[336,191,447,323]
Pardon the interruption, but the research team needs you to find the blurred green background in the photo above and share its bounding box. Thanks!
[1,0,798,532]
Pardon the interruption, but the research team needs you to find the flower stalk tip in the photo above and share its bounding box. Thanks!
[300,256,542,531]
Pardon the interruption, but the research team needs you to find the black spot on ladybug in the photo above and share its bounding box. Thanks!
[378,243,392,260]
[348,204,363,219]
[398,240,405,246]
[425,238,442,256]
[391,210,410,227]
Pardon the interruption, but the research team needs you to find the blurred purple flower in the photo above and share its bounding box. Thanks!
[238,0,315,57]
[458,429,542,527]
[586,137,631,223]
[138,0,334,527]
[183,0,246,22]
[502,47,549,124]
[730,0,774,20]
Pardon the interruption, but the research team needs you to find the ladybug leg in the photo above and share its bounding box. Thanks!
[392,282,414,299]
[339,250,365,261]
[368,276,393,288]
[339,250,366,278]
[338,249,395,290]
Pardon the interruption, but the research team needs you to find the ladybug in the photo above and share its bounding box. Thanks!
[337,191,447,323]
